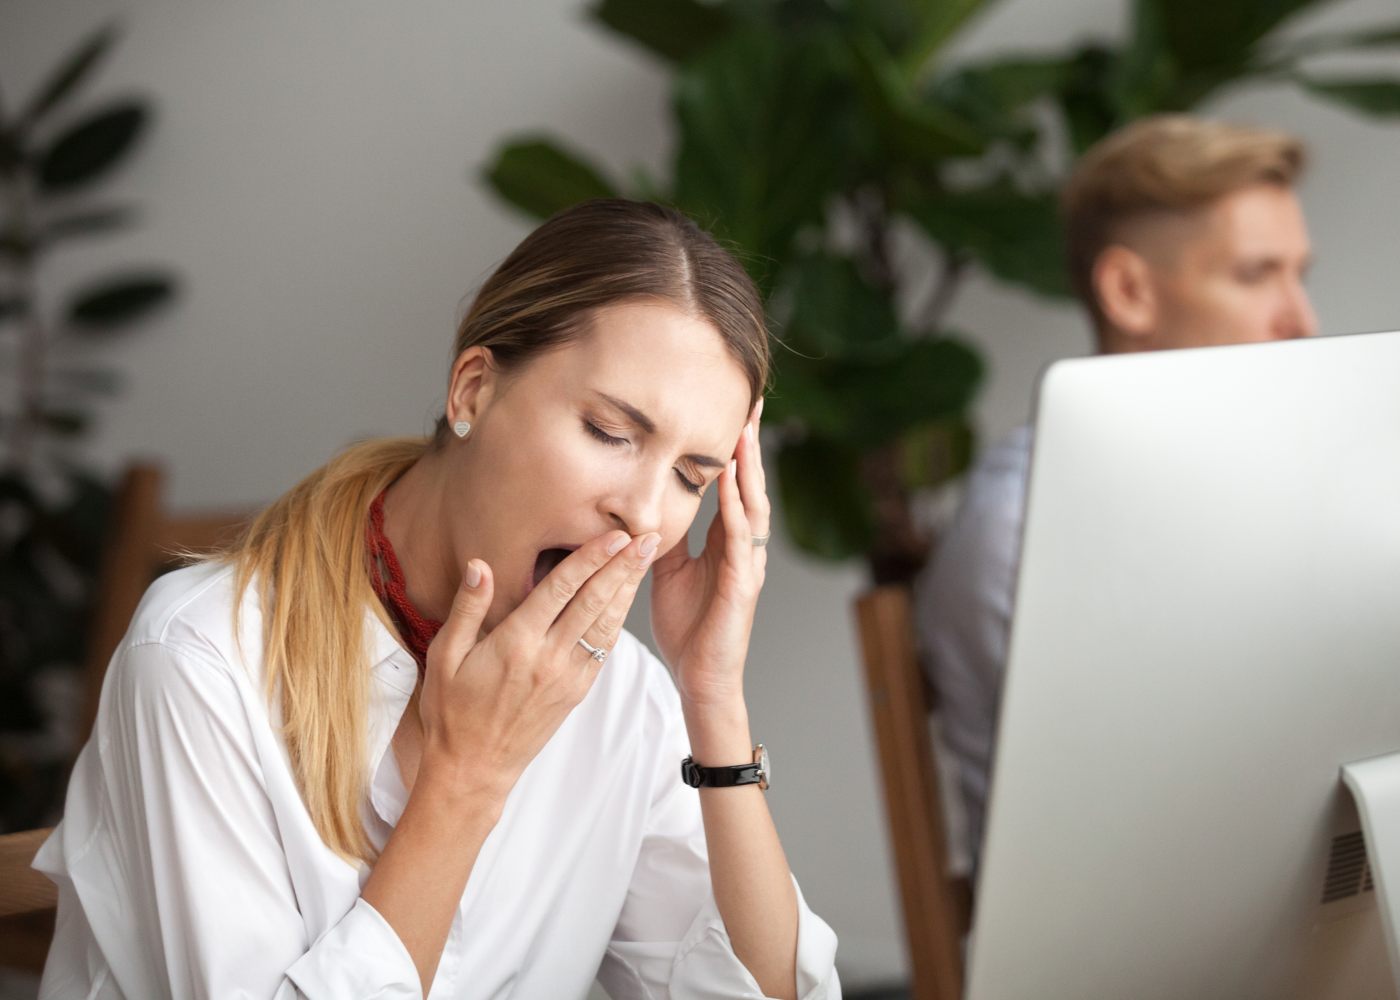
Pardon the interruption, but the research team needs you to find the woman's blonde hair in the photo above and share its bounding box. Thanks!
[1062,114,1306,325]
[223,200,769,862]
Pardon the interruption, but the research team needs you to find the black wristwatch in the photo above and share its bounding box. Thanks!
[681,744,770,790]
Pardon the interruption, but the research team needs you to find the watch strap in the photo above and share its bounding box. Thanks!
[681,755,763,788]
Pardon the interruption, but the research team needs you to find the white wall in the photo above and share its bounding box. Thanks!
[3,0,1397,987]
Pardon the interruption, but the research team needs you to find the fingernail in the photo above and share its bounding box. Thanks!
[729,459,737,478]
[465,562,482,588]
[640,533,660,558]
[745,422,754,441]
[756,397,765,421]
[608,533,630,556]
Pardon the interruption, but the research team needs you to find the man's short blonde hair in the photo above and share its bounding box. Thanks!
[1062,115,1307,323]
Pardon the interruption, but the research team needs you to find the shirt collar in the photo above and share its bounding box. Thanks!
[366,606,418,695]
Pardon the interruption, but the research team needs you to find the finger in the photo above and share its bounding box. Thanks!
[427,559,494,680]
[651,532,690,579]
[737,420,771,539]
[579,533,659,652]
[718,458,751,566]
[752,398,769,493]
[551,531,659,649]
[517,530,630,631]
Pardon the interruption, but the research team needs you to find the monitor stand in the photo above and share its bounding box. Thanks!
[1343,754,1400,994]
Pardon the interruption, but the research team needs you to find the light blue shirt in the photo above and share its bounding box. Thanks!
[913,425,1033,877]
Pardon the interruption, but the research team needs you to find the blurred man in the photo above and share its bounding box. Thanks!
[916,115,1316,878]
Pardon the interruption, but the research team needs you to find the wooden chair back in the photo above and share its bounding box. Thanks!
[854,584,970,1000]
[77,463,248,745]
[0,828,56,971]
[0,464,248,973]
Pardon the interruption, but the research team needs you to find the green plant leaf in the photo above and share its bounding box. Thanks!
[767,335,982,448]
[775,435,875,560]
[1055,44,1126,151]
[901,0,995,82]
[18,23,120,132]
[37,101,148,193]
[67,273,175,329]
[0,470,40,509]
[672,27,854,290]
[0,127,21,180]
[40,409,92,437]
[0,295,28,321]
[1276,22,1400,59]
[1121,0,1320,110]
[43,206,135,243]
[482,137,618,221]
[847,0,925,58]
[761,357,854,440]
[0,226,37,262]
[1296,76,1400,117]
[780,252,901,360]
[831,336,983,445]
[906,184,1071,298]
[900,416,976,490]
[588,0,733,63]
[849,33,984,163]
[928,55,1072,135]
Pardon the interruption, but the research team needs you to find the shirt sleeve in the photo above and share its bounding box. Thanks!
[596,665,841,1000]
[914,432,1031,870]
[36,638,421,1000]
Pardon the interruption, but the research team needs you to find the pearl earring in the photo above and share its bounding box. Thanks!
[453,420,472,439]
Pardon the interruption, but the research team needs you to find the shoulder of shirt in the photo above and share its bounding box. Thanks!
[119,560,248,672]
[918,425,1033,599]
[965,424,1034,485]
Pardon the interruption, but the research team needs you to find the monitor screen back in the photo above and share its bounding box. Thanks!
[968,331,1400,1000]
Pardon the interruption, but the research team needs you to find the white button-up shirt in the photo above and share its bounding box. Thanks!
[35,561,840,999]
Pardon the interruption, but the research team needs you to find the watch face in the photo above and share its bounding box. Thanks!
[757,744,770,790]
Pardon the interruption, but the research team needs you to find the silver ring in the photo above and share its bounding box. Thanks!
[751,532,771,548]
[576,637,609,663]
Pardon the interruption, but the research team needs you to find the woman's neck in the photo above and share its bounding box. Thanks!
[380,450,458,623]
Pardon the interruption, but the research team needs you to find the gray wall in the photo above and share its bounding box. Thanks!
[3,0,1397,986]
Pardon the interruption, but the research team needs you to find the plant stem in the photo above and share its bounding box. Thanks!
[914,248,968,336]
[858,188,897,295]
[3,169,41,470]
[860,442,930,586]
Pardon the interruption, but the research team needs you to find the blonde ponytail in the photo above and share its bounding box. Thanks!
[225,437,428,862]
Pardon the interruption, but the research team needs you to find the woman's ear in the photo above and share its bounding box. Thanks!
[1093,245,1159,348]
[446,346,496,428]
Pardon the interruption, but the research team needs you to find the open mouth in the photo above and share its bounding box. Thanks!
[532,546,576,589]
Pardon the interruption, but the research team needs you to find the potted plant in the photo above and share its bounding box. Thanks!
[485,0,1398,585]
[0,23,177,830]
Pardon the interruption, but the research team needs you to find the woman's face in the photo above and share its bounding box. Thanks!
[447,299,754,631]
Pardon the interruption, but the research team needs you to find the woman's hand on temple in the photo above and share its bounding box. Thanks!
[650,399,769,713]
[417,529,659,799]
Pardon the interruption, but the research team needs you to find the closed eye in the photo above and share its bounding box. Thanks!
[584,420,627,447]
[587,417,704,496]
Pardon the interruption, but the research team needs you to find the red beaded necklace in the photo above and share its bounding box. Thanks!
[366,490,442,670]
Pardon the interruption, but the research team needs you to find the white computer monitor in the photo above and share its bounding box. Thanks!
[967,330,1400,1000]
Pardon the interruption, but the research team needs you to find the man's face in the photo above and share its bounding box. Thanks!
[1141,184,1317,349]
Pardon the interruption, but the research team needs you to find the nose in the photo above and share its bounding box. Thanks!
[1276,275,1317,340]
[601,466,667,539]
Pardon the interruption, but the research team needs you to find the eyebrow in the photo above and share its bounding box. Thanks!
[595,392,726,469]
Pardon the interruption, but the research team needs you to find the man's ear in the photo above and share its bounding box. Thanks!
[446,346,496,427]
[1092,246,1159,349]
